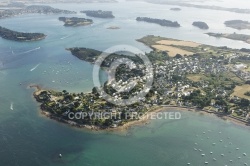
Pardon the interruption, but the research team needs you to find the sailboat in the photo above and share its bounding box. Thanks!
[10,102,13,110]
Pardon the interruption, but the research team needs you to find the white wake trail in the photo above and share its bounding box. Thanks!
[60,35,71,40]
[30,63,41,72]
[17,47,41,55]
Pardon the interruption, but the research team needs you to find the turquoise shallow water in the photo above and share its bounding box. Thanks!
[0,1,250,165]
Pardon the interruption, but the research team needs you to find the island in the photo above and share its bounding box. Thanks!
[59,17,93,27]
[33,35,250,130]
[225,20,250,30]
[0,26,46,41]
[206,32,250,44]
[192,21,209,30]
[0,5,76,19]
[136,17,180,27]
[170,8,181,11]
[80,10,115,18]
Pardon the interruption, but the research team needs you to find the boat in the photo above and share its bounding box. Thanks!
[10,102,13,110]
[60,35,70,40]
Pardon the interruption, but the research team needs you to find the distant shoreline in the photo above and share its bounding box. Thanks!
[206,32,250,45]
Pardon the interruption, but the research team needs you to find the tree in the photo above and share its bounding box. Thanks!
[92,87,98,94]
[175,54,182,59]
[104,119,113,126]
[239,99,250,107]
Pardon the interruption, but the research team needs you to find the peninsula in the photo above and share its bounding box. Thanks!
[59,17,93,27]
[0,5,76,19]
[136,17,180,27]
[224,20,250,30]
[206,32,250,44]
[80,10,115,18]
[34,36,250,130]
[0,26,46,41]
[192,21,209,30]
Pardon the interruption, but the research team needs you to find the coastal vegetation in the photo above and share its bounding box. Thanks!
[0,26,46,41]
[34,35,250,129]
[206,32,250,44]
[245,91,250,96]
[67,47,143,67]
[224,20,250,30]
[137,35,200,57]
[192,21,209,30]
[136,17,180,27]
[59,17,93,26]
[80,10,115,18]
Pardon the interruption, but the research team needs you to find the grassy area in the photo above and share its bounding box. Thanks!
[225,72,245,84]
[232,84,250,100]
[187,74,205,82]
[137,35,237,58]
[137,35,168,46]
[151,44,194,57]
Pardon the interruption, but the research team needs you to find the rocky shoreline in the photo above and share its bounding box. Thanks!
[31,83,249,132]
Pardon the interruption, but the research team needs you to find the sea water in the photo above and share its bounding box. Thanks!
[0,1,250,165]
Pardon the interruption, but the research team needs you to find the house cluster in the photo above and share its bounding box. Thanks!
[154,56,227,79]
[152,56,226,97]
[35,49,250,127]
[229,54,250,81]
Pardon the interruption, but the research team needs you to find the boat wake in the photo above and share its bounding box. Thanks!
[10,102,13,110]
[16,47,41,55]
[60,35,71,40]
[30,63,41,72]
